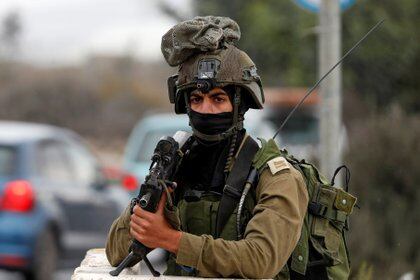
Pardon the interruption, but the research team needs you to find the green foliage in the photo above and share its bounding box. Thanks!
[194,0,420,113]
[342,0,420,112]
[346,108,420,278]
[194,0,318,86]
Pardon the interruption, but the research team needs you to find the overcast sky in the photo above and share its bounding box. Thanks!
[0,0,192,66]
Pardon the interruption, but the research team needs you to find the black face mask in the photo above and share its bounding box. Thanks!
[189,110,233,136]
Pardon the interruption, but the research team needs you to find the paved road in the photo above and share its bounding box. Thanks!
[0,252,82,280]
[0,269,74,280]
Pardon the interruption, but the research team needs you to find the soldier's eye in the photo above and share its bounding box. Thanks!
[213,96,226,103]
[190,96,202,104]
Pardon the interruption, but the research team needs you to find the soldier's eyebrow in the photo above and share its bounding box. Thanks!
[207,89,228,98]
[190,91,204,97]
[190,89,227,98]
[207,92,227,98]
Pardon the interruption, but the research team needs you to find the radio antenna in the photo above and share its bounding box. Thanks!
[273,19,385,140]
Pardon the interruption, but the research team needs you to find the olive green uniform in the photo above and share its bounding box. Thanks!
[106,159,308,278]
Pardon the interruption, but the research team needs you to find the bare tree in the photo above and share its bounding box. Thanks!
[1,10,22,60]
[157,0,191,22]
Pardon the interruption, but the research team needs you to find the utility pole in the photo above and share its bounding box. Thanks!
[319,0,342,181]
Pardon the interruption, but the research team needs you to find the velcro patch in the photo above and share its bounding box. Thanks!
[267,156,290,175]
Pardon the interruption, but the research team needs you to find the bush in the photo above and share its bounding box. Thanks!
[346,107,420,279]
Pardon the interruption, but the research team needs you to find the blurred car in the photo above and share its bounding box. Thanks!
[0,121,129,280]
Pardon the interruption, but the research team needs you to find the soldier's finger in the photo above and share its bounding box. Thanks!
[167,182,177,192]
[156,192,167,214]
[132,204,141,216]
[130,228,146,244]
[130,227,140,240]
[130,214,148,228]
[130,220,147,234]
[138,208,156,222]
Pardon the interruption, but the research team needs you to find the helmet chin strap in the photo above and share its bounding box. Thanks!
[185,87,243,142]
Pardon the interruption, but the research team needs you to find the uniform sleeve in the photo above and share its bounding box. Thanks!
[175,167,309,279]
[105,203,132,266]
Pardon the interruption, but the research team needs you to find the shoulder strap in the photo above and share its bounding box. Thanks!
[215,135,259,238]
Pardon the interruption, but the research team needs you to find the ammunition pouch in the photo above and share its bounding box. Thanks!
[289,180,357,278]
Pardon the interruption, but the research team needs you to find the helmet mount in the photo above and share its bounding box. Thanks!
[195,58,220,93]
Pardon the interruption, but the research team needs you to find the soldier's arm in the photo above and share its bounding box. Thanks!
[175,167,309,279]
[105,204,132,266]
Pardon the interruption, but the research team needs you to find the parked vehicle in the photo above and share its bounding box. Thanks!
[0,121,129,280]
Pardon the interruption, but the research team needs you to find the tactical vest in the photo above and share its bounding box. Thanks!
[165,137,356,279]
[165,135,259,277]
[165,191,256,276]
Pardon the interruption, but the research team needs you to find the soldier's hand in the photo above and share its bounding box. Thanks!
[130,192,182,254]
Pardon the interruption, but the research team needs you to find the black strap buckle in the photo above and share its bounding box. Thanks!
[223,184,242,199]
[308,201,327,217]
[184,189,203,202]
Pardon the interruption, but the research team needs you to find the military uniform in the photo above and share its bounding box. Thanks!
[106,140,308,278]
[106,16,309,279]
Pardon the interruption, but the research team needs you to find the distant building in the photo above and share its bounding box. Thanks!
[262,87,320,161]
[263,87,347,162]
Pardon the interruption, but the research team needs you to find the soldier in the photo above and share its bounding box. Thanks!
[106,16,308,279]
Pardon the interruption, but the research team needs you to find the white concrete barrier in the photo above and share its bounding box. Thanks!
[71,248,243,280]
[71,248,142,280]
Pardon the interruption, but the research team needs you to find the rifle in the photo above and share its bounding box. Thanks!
[110,131,192,277]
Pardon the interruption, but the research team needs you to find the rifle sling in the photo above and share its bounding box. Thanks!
[215,136,259,238]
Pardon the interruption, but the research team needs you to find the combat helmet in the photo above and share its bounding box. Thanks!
[161,16,264,141]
